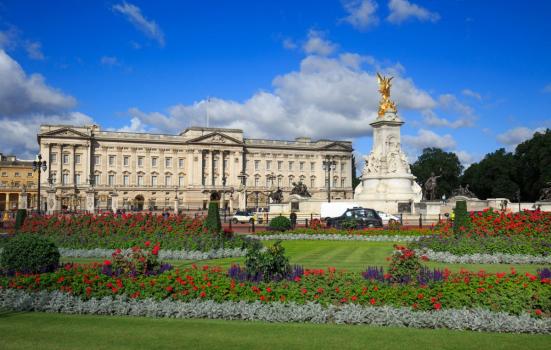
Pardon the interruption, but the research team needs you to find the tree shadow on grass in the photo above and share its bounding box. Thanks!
[0,308,27,319]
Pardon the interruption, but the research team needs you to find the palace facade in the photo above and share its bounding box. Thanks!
[0,153,38,211]
[37,125,354,212]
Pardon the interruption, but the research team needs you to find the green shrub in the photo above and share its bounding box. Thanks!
[245,240,291,281]
[0,234,60,274]
[340,217,358,230]
[204,201,222,235]
[388,245,423,283]
[268,216,292,231]
[14,209,27,231]
[453,200,469,235]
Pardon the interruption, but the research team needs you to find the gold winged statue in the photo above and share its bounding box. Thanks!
[377,73,398,117]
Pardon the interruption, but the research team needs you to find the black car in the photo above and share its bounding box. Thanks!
[326,207,383,229]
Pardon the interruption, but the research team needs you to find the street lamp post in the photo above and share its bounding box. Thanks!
[322,157,336,203]
[32,154,48,214]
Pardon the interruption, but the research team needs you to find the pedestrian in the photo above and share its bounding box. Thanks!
[290,211,297,229]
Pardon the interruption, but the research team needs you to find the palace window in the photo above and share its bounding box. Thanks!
[137,175,144,186]
[266,160,271,170]
[93,174,100,185]
[288,161,294,171]
[311,178,315,189]
[123,175,129,186]
[14,172,20,177]
[341,162,345,172]
[178,158,184,168]
[138,157,144,167]
[75,174,81,185]
[123,156,129,166]
[300,162,304,171]
[254,160,260,171]
[109,155,115,166]
[333,178,338,187]
[151,175,158,186]
[341,178,346,188]
[63,154,69,164]
[62,174,69,185]
[165,175,172,186]
[51,153,57,164]
[27,172,32,177]
[311,162,315,171]
[75,154,81,164]
[223,158,228,170]
[165,157,172,168]
[254,177,259,187]
[1,172,6,177]
[178,176,185,187]
[288,177,293,187]
[152,157,158,167]
[278,161,283,171]
[108,175,115,186]
[93,155,100,165]
[277,177,282,187]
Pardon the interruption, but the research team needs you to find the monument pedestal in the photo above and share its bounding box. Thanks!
[354,111,422,213]
[111,193,118,212]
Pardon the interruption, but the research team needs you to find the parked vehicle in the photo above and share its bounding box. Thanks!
[326,207,383,229]
[231,210,256,224]
[377,211,400,225]
[320,202,360,220]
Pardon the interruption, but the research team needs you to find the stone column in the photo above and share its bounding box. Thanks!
[18,192,28,210]
[73,144,77,186]
[111,192,118,212]
[187,150,196,186]
[209,151,214,186]
[46,188,58,214]
[85,189,95,213]
[58,144,63,185]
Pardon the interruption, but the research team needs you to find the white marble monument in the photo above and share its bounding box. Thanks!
[354,74,422,213]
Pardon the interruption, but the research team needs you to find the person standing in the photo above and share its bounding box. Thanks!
[290,211,297,229]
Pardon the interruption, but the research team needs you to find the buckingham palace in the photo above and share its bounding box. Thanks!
[37,124,354,212]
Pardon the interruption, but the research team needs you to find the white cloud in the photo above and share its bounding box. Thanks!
[0,50,76,117]
[25,41,44,60]
[100,56,119,66]
[0,27,18,50]
[282,38,297,50]
[543,84,551,94]
[455,150,479,167]
[303,30,337,56]
[119,54,436,141]
[387,0,440,24]
[496,127,545,147]
[112,2,165,47]
[462,88,482,101]
[0,112,93,159]
[422,110,474,129]
[403,129,456,152]
[341,0,379,30]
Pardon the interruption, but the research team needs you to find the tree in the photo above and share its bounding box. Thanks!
[461,149,518,200]
[410,148,463,199]
[351,154,361,189]
[514,129,551,201]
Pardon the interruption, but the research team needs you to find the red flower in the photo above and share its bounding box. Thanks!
[103,260,112,266]
[417,293,424,300]
[145,241,151,247]
[434,303,442,310]
[535,309,542,316]
[266,287,272,293]
[199,291,206,298]
[166,286,173,292]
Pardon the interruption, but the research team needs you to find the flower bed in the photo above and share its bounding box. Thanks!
[410,209,551,256]
[1,262,549,317]
[54,247,247,261]
[254,227,436,236]
[1,289,549,333]
[11,213,256,252]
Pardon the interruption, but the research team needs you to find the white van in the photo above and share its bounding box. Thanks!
[320,202,360,220]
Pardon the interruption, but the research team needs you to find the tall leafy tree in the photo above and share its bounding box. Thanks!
[514,129,551,201]
[411,148,463,199]
[461,149,518,200]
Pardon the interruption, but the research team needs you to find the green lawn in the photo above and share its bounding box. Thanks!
[63,240,548,274]
[0,312,549,350]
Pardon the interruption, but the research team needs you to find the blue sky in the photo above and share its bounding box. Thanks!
[0,0,550,167]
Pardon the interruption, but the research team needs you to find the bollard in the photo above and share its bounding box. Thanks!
[438,214,441,222]
[229,218,232,231]
[400,213,403,226]
[252,219,256,233]
[310,213,313,221]
[419,213,422,228]
[305,218,308,227]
